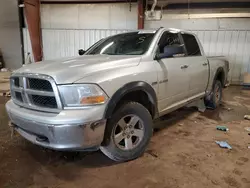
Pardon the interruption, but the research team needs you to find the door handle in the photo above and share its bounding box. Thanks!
[203,62,208,66]
[181,65,189,69]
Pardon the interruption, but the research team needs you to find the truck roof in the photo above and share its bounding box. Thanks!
[137,28,194,35]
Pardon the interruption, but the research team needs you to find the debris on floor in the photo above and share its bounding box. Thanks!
[1,68,8,72]
[146,149,158,158]
[244,115,250,120]
[0,91,11,97]
[244,127,250,132]
[216,126,229,132]
[222,106,232,111]
[215,141,232,150]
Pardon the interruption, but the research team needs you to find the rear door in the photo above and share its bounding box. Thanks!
[181,33,209,99]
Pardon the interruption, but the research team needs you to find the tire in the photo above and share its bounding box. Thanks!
[100,102,153,162]
[206,80,222,109]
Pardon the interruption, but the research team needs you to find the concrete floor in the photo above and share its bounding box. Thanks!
[0,86,250,188]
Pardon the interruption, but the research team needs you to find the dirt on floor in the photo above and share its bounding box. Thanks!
[0,86,250,188]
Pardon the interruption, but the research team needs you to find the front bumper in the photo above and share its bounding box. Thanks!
[6,100,107,151]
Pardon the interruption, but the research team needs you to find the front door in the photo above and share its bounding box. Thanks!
[154,31,190,113]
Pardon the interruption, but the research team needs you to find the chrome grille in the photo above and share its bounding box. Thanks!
[28,78,53,91]
[31,95,57,108]
[10,74,62,112]
[13,77,20,87]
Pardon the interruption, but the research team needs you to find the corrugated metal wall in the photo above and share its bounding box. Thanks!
[23,28,131,60]
[22,3,137,61]
[23,3,137,61]
[192,30,250,84]
[42,29,131,60]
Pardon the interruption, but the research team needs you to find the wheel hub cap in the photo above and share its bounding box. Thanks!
[113,115,144,150]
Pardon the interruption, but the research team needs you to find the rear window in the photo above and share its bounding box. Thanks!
[182,34,201,56]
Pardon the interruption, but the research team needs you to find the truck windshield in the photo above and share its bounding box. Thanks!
[85,32,154,55]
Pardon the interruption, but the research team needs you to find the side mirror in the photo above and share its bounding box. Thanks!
[78,49,86,56]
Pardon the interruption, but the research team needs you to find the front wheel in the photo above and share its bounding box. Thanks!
[100,102,153,162]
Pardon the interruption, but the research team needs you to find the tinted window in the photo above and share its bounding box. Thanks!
[157,31,185,58]
[182,34,201,56]
[85,32,154,55]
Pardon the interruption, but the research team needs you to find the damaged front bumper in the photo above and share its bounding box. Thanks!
[6,100,107,151]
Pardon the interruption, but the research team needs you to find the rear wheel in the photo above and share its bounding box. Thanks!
[100,102,153,162]
[206,80,222,109]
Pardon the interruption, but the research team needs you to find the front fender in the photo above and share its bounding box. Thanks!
[104,81,158,119]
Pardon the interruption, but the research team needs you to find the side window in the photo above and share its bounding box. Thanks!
[157,32,185,58]
[181,34,201,56]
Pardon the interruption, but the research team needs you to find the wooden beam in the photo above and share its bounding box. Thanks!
[138,0,144,29]
[24,0,43,62]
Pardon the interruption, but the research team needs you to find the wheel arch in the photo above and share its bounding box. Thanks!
[104,81,158,120]
[213,67,226,86]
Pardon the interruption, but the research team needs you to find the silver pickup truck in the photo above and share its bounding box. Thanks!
[6,28,229,162]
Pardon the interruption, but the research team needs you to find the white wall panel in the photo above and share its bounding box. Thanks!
[38,3,137,62]
[219,18,250,30]
[41,3,138,29]
[78,4,110,29]
[109,3,137,29]
[41,29,131,60]
[38,3,137,63]
[188,30,250,84]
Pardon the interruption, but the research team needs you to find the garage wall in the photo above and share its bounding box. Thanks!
[41,3,137,30]
[41,29,131,60]
[23,3,137,60]
[0,0,23,69]
[145,15,250,84]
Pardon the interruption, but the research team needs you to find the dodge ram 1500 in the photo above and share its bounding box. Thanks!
[6,28,229,161]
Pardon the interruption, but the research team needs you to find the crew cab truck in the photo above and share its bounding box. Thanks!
[6,28,229,162]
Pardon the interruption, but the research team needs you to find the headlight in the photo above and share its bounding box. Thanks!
[58,84,108,107]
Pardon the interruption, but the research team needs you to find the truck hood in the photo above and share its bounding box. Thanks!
[14,55,141,84]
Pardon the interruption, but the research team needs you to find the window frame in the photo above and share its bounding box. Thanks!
[180,32,202,57]
[154,30,186,60]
